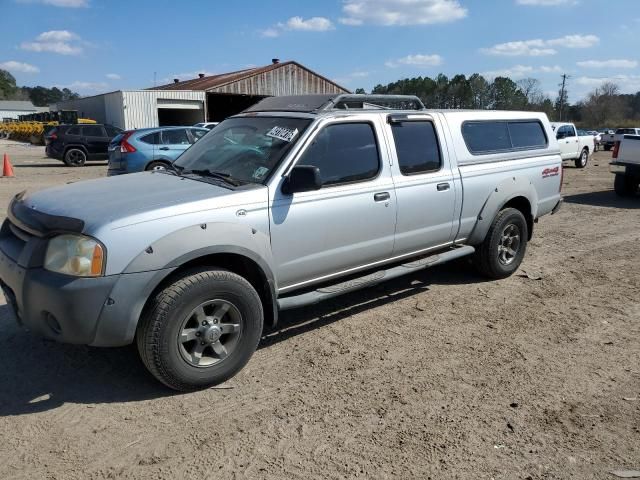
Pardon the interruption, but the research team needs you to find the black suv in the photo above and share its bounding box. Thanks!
[45,124,122,166]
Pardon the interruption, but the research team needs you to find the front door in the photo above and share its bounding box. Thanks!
[270,119,397,291]
[557,125,578,160]
[159,128,192,161]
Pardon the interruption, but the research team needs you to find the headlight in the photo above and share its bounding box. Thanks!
[44,234,105,277]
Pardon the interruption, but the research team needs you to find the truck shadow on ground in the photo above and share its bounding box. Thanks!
[0,261,484,416]
[564,190,639,208]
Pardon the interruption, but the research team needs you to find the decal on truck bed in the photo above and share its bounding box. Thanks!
[542,167,560,178]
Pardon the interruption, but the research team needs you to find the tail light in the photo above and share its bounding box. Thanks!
[120,132,136,153]
[612,141,620,159]
[50,132,57,140]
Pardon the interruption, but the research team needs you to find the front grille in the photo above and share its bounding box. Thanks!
[0,219,32,262]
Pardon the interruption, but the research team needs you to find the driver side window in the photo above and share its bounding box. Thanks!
[297,122,380,187]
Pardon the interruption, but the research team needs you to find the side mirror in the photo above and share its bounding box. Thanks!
[556,132,565,140]
[282,165,322,195]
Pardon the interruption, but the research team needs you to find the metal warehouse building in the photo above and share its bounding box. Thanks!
[54,60,348,130]
[0,100,49,121]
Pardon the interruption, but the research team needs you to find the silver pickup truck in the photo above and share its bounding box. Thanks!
[0,94,563,391]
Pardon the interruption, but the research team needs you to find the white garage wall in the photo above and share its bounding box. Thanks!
[122,90,206,129]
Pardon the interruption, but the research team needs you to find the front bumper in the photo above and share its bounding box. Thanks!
[0,239,172,347]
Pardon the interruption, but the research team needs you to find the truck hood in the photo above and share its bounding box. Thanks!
[15,172,262,233]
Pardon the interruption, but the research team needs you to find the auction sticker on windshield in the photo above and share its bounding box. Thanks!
[266,126,299,143]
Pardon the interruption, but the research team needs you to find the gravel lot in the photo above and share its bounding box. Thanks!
[0,139,638,479]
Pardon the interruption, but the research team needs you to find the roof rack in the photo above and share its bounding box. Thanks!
[243,94,425,114]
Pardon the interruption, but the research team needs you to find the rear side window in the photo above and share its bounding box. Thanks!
[83,125,106,137]
[298,122,380,186]
[190,129,207,143]
[508,121,547,149]
[104,125,121,137]
[391,121,442,175]
[616,128,635,135]
[462,120,547,155]
[140,132,162,145]
[66,126,81,136]
[162,129,190,145]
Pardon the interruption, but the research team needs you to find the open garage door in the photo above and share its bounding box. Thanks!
[157,99,204,126]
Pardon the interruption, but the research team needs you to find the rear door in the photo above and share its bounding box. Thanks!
[82,125,109,159]
[386,114,457,257]
[159,128,191,161]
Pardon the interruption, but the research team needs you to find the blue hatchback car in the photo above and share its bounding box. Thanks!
[107,126,208,175]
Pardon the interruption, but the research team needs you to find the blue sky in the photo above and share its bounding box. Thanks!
[1,0,639,102]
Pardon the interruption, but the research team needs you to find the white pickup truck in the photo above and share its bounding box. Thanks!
[550,122,594,168]
[610,134,640,196]
[601,128,640,151]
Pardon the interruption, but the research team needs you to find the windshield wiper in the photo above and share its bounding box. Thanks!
[183,169,244,187]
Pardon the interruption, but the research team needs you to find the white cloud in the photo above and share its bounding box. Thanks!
[61,81,108,93]
[516,0,576,5]
[482,64,561,79]
[285,16,334,31]
[577,59,638,69]
[385,54,443,68]
[105,73,121,80]
[575,75,640,91]
[339,0,467,26]
[0,60,39,73]
[16,0,88,7]
[482,34,599,56]
[20,30,83,55]
[260,28,280,38]
[261,16,334,37]
[333,70,370,85]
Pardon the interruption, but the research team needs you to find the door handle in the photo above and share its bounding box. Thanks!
[159,147,170,150]
[437,183,450,191]
[374,192,390,202]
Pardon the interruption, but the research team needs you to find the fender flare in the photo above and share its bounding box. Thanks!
[467,176,538,245]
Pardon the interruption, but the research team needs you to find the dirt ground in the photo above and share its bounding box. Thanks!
[0,139,638,480]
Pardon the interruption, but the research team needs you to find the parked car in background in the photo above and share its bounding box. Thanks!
[610,133,640,196]
[600,128,640,151]
[550,122,593,168]
[194,122,219,130]
[587,130,602,150]
[0,94,563,391]
[107,126,208,175]
[45,124,122,166]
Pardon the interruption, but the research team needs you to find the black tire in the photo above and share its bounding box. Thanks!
[64,148,87,167]
[474,208,528,280]
[146,160,170,172]
[574,148,588,169]
[614,174,638,197]
[604,145,612,151]
[136,268,264,391]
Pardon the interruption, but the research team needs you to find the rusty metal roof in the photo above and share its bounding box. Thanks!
[150,61,348,93]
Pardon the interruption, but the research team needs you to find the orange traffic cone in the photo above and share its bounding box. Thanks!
[2,153,14,178]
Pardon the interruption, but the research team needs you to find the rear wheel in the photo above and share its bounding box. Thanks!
[146,161,170,172]
[614,174,638,197]
[604,145,612,151]
[64,148,87,167]
[575,148,588,169]
[136,268,264,391]
[474,208,528,279]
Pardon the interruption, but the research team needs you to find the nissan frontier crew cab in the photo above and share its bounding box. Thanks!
[0,94,563,391]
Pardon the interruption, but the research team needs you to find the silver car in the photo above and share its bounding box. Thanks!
[0,94,563,391]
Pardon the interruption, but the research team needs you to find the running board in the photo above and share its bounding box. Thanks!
[277,245,475,311]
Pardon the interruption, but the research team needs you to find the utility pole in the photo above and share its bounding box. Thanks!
[559,74,568,121]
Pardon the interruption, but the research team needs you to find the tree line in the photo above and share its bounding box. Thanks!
[361,74,640,128]
[0,69,79,107]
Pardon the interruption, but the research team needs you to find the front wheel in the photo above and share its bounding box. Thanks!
[575,149,589,169]
[136,268,264,391]
[474,208,528,280]
[614,174,639,197]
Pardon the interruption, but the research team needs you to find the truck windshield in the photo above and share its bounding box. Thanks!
[173,116,312,185]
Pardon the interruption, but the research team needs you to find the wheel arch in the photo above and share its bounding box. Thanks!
[145,159,172,171]
[64,144,89,156]
[467,176,538,245]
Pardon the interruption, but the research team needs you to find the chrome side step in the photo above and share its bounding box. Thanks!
[277,245,475,311]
